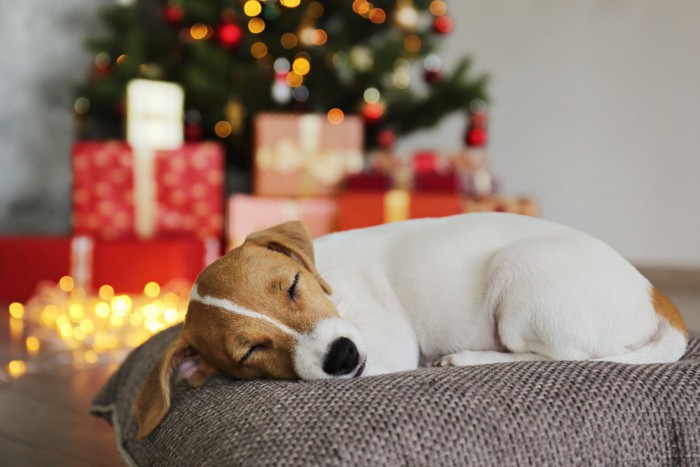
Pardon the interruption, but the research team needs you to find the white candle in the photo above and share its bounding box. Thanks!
[126,79,185,238]
[126,79,184,150]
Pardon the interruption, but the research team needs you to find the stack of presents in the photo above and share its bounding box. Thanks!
[1,83,537,303]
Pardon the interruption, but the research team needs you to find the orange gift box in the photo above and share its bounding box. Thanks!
[227,194,336,249]
[72,141,224,241]
[253,113,364,197]
[337,191,539,231]
[0,236,220,302]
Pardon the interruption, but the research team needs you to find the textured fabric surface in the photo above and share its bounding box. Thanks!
[91,325,700,466]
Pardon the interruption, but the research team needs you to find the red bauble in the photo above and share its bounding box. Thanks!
[469,111,488,128]
[465,127,487,147]
[164,5,185,24]
[185,123,203,141]
[362,102,384,123]
[433,15,453,34]
[93,64,113,79]
[424,69,442,84]
[377,129,396,148]
[217,22,243,48]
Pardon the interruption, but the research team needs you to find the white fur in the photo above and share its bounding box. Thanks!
[309,213,687,376]
[293,318,367,380]
[190,286,301,339]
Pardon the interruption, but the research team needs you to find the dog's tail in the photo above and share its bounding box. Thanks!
[594,323,687,364]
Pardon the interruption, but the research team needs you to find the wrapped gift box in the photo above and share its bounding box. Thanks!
[345,170,394,191]
[337,191,538,231]
[412,171,460,192]
[0,236,220,302]
[337,191,464,231]
[463,196,539,216]
[254,113,364,197]
[227,195,336,249]
[365,150,496,196]
[72,141,224,240]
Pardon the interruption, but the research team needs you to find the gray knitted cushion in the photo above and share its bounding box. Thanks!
[91,325,700,466]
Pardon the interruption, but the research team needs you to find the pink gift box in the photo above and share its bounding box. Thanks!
[253,113,364,197]
[227,194,337,249]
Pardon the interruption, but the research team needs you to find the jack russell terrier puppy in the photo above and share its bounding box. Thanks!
[134,213,688,438]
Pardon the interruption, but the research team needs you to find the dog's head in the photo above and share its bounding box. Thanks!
[133,221,366,438]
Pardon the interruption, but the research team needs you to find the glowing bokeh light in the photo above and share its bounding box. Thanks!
[248,18,265,34]
[327,108,345,125]
[215,121,233,138]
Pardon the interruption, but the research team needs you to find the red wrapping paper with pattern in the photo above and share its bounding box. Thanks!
[227,194,336,249]
[72,141,224,240]
[254,113,364,197]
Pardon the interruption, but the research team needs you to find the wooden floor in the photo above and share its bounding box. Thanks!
[1,280,698,466]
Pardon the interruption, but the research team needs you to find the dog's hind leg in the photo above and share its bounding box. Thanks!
[433,350,549,367]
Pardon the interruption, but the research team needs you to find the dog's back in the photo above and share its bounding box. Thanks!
[313,213,687,365]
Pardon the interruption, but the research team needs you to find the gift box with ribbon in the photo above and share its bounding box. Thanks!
[462,196,539,216]
[336,191,539,231]
[0,236,220,302]
[336,190,464,231]
[227,194,336,249]
[72,141,224,240]
[253,113,364,197]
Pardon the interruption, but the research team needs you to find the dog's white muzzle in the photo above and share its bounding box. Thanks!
[294,317,367,380]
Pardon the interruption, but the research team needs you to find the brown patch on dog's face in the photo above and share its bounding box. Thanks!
[184,240,340,380]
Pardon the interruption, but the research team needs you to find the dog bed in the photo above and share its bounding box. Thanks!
[91,325,700,466]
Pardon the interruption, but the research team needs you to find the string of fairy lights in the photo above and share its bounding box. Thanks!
[2,277,190,380]
[74,0,454,141]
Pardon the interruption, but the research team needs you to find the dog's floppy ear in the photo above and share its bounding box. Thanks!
[132,335,216,439]
[245,221,332,294]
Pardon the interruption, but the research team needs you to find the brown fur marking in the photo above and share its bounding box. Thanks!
[133,221,339,438]
[652,287,688,337]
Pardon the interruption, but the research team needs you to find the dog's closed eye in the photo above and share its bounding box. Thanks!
[288,272,300,301]
[240,344,266,363]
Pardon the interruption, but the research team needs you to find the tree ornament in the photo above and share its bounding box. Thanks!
[362,102,384,123]
[349,46,374,72]
[164,5,185,24]
[271,76,292,104]
[424,69,441,84]
[185,109,203,141]
[423,54,442,84]
[433,14,453,34]
[465,103,489,147]
[465,126,486,147]
[394,1,419,30]
[377,129,396,148]
[185,123,203,141]
[217,21,243,48]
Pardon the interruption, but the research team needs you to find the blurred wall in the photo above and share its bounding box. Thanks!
[0,0,108,234]
[398,1,700,267]
[1,1,699,266]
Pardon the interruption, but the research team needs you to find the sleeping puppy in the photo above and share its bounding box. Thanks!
[134,213,688,438]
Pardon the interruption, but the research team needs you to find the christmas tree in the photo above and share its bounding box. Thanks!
[76,0,488,167]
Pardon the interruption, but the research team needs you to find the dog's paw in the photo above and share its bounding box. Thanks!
[433,355,454,367]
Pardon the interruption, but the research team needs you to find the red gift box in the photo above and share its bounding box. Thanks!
[345,170,394,191]
[337,191,539,231]
[72,141,224,241]
[0,236,220,302]
[413,171,460,192]
[227,195,336,249]
[337,191,464,231]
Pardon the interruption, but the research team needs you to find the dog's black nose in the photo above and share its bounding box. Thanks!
[323,337,359,376]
